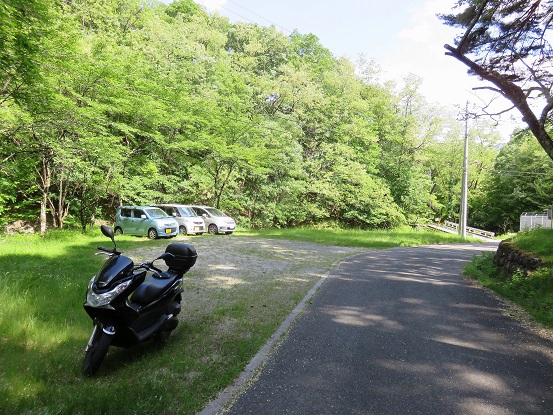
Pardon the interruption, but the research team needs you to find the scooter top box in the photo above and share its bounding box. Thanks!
[164,243,197,274]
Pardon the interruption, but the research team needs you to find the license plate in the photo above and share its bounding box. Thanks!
[165,228,173,234]
[194,226,201,231]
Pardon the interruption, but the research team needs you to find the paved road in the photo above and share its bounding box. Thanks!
[219,243,553,415]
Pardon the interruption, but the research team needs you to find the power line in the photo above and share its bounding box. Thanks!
[41,1,299,136]
[223,0,292,34]
[492,169,553,176]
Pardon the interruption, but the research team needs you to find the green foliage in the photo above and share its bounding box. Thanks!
[423,112,500,227]
[0,0,51,101]
[463,251,502,283]
[470,130,553,233]
[440,0,551,76]
[0,0,506,233]
[164,0,201,19]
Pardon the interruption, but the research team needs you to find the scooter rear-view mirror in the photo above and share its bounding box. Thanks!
[100,225,116,249]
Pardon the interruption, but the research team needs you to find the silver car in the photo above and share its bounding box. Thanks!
[152,204,206,235]
[114,206,179,239]
[187,205,236,235]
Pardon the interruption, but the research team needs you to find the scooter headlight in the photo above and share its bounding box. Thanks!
[85,277,132,308]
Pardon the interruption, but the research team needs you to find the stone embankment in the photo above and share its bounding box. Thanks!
[493,239,543,275]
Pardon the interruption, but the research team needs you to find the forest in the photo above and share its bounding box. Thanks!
[2,0,552,235]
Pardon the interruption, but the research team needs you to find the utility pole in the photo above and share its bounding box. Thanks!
[459,101,470,239]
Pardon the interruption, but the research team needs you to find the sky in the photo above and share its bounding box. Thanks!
[182,0,525,138]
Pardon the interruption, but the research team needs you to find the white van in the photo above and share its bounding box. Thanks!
[187,206,236,235]
[152,204,206,235]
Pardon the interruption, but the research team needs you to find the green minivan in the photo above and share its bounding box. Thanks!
[114,206,179,239]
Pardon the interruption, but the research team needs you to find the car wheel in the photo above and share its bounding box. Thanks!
[208,224,218,235]
[179,225,187,235]
[114,227,123,236]
[148,228,158,239]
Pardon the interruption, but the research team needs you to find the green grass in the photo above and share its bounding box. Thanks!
[504,228,553,262]
[463,228,553,328]
[0,226,478,414]
[241,225,476,247]
[0,230,175,414]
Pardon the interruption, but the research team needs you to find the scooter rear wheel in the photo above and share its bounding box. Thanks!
[82,328,112,376]
[155,318,179,345]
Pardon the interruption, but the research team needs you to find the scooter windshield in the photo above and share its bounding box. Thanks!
[95,255,134,289]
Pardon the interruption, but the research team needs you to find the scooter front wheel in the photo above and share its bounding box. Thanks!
[82,327,113,376]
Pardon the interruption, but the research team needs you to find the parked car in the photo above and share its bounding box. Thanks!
[152,204,206,235]
[187,205,236,235]
[114,206,179,239]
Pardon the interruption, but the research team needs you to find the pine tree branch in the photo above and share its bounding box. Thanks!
[456,0,491,53]
[444,42,553,158]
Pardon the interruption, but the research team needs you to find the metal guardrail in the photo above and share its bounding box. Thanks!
[441,221,495,238]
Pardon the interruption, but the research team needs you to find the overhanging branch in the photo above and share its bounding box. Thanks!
[472,85,505,96]
[445,43,534,117]
[444,43,553,159]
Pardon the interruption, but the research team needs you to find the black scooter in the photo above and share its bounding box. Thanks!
[82,225,196,376]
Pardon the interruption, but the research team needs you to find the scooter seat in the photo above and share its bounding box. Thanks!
[130,274,177,305]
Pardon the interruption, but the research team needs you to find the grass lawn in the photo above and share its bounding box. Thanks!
[242,226,477,248]
[0,226,475,414]
[463,228,553,328]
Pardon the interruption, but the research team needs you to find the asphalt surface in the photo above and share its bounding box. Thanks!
[212,243,553,415]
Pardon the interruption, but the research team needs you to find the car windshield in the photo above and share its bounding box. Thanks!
[146,208,168,218]
[177,206,196,217]
[205,207,227,217]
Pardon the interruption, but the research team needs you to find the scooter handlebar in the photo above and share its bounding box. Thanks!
[135,252,174,274]
[134,261,165,278]
[97,246,115,253]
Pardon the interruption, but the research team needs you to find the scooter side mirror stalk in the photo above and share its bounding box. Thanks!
[156,252,175,261]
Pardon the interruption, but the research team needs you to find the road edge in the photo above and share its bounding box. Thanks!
[196,252,367,415]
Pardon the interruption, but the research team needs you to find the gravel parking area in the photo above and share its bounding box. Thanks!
[129,235,366,288]
[127,234,368,337]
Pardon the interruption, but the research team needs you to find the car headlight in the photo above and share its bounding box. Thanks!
[85,277,132,308]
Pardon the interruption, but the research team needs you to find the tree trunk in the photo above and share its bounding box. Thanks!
[46,170,71,229]
[39,156,52,237]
